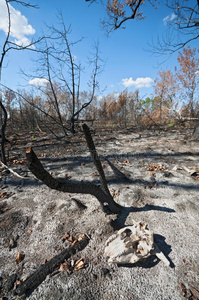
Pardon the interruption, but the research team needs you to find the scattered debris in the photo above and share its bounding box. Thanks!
[0,191,13,199]
[14,234,90,296]
[9,156,26,165]
[110,188,120,198]
[73,257,88,271]
[123,159,130,164]
[146,164,165,172]
[15,252,25,264]
[0,201,10,214]
[145,182,158,189]
[0,161,27,179]
[92,171,99,177]
[180,283,199,299]
[190,170,199,179]
[64,174,72,179]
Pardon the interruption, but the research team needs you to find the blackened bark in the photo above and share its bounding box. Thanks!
[26,148,122,214]
[70,116,75,134]
[82,123,111,197]
[0,101,8,164]
[14,235,90,296]
[192,120,199,139]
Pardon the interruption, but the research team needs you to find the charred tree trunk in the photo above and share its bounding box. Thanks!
[70,116,75,134]
[0,101,8,164]
[26,124,122,214]
[192,120,199,139]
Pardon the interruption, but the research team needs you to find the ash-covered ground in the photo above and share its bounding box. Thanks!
[0,127,199,299]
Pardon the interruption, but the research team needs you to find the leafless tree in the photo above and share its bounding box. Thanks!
[28,13,101,134]
[0,0,45,164]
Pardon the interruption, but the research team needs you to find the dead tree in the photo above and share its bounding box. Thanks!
[42,14,101,134]
[0,0,45,164]
[26,123,122,214]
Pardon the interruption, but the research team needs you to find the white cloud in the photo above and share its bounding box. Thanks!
[29,78,49,87]
[0,0,35,46]
[163,13,176,25]
[114,92,119,98]
[121,77,154,88]
[97,95,103,101]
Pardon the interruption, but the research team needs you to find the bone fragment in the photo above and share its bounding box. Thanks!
[105,220,170,267]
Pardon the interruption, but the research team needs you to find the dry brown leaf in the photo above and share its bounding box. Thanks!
[72,239,78,245]
[0,192,12,199]
[111,188,119,198]
[68,235,74,243]
[26,148,31,154]
[61,233,69,242]
[145,182,158,189]
[180,283,187,297]
[190,286,199,298]
[15,252,24,264]
[64,174,72,179]
[54,152,61,157]
[74,258,85,271]
[123,159,130,164]
[59,262,71,273]
[148,172,156,177]
[191,170,199,179]
[92,172,99,177]
[78,234,85,242]
[2,206,9,212]
[39,153,47,158]
[56,246,63,251]
[42,259,48,265]
[11,159,26,165]
[13,279,22,290]
[27,229,32,234]
[146,164,165,172]
[42,258,51,265]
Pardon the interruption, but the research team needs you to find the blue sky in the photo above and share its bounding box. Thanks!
[0,0,198,99]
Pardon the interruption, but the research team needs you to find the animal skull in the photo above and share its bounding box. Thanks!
[105,220,170,266]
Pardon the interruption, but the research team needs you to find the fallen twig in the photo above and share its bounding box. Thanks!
[14,235,90,296]
[0,161,27,179]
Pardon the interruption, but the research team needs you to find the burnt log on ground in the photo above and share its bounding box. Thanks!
[14,235,90,296]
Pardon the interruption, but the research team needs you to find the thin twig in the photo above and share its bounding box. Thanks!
[0,161,27,179]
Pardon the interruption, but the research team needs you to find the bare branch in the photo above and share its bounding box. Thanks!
[26,147,122,214]
[151,0,199,54]
[7,0,39,8]
[0,161,27,179]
